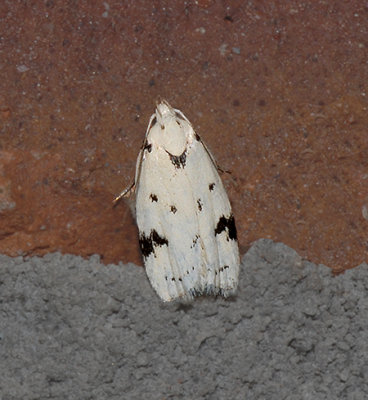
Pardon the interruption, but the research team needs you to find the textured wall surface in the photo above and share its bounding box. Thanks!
[0,1,367,270]
[1,240,367,399]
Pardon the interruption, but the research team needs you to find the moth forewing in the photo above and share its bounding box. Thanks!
[117,100,240,302]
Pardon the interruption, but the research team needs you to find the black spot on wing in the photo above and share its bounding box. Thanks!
[197,199,203,211]
[214,214,237,241]
[139,233,154,259]
[170,276,182,282]
[195,133,200,141]
[170,205,177,214]
[144,143,152,153]
[216,265,230,276]
[139,229,169,259]
[152,229,168,246]
[190,235,200,248]
[166,150,187,169]
[151,116,157,126]
[218,265,230,273]
[150,194,158,202]
[209,183,215,191]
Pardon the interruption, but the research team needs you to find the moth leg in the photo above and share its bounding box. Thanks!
[113,181,135,203]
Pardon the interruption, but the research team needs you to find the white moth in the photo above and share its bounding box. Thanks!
[116,100,240,302]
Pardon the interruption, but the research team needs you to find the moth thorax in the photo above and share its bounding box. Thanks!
[150,119,188,155]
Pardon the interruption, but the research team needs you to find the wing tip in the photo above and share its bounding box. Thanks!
[157,283,238,303]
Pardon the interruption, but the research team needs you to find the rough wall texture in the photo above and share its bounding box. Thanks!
[0,1,367,270]
[1,240,367,399]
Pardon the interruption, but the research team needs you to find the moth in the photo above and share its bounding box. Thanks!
[116,100,240,302]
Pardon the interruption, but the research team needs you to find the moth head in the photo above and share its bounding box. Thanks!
[148,100,194,155]
[156,100,173,121]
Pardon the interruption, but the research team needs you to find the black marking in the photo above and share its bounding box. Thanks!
[171,277,176,281]
[195,133,200,141]
[144,143,152,153]
[214,214,237,241]
[209,183,215,191]
[150,194,158,202]
[139,233,154,259]
[151,116,157,126]
[191,235,200,248]
[152,230,168,246]
[139,229,169,259]
[167,150,187,169]
[170,205,177,214]
[178,278,182,282]
[197,199,203,211]
[218,265,229,273]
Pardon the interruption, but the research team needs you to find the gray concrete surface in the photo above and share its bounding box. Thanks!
[0,239,367,400]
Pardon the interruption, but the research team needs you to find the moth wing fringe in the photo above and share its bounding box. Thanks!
[161,283,238,303]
